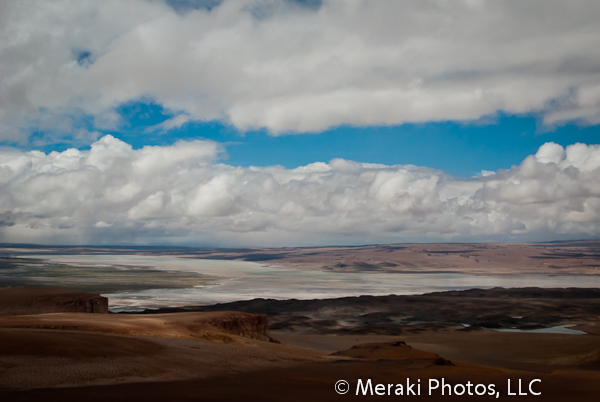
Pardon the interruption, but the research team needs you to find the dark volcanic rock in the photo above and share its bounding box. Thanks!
[0,287,108,315]
[138,287,600,335]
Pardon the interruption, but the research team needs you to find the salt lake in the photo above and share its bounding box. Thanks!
[10,254,600,312]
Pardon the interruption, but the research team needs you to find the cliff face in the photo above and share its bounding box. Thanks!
[0,287,108,315]
[206,312,275,342]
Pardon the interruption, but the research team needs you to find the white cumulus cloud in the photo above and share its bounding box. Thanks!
[1,136,599,245]
[2,0,600,143]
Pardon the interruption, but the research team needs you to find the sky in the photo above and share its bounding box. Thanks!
[1,0,600,246]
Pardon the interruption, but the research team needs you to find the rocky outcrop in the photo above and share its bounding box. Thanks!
[331,341,454,366]
[0,287,108,315]
[206,312,277,342]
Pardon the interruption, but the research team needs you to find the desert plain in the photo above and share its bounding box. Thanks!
[0,241,599,401]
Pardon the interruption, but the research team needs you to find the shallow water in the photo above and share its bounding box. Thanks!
[12,254,600,312]
[491,324,588,335]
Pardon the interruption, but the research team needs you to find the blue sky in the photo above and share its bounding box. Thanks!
[1,0,600,246]
[34,100,600,177]
[155,115,599,177]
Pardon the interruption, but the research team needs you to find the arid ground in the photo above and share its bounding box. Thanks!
[3,240,600,276]
[0,242,599,401]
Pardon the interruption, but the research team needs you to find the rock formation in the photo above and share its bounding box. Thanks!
[0,287,108,315]
[206,312,276,342]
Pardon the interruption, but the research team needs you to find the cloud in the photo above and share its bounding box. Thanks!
[144,114,192,133]
[1,136,599,245]
[2,0,600,143]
